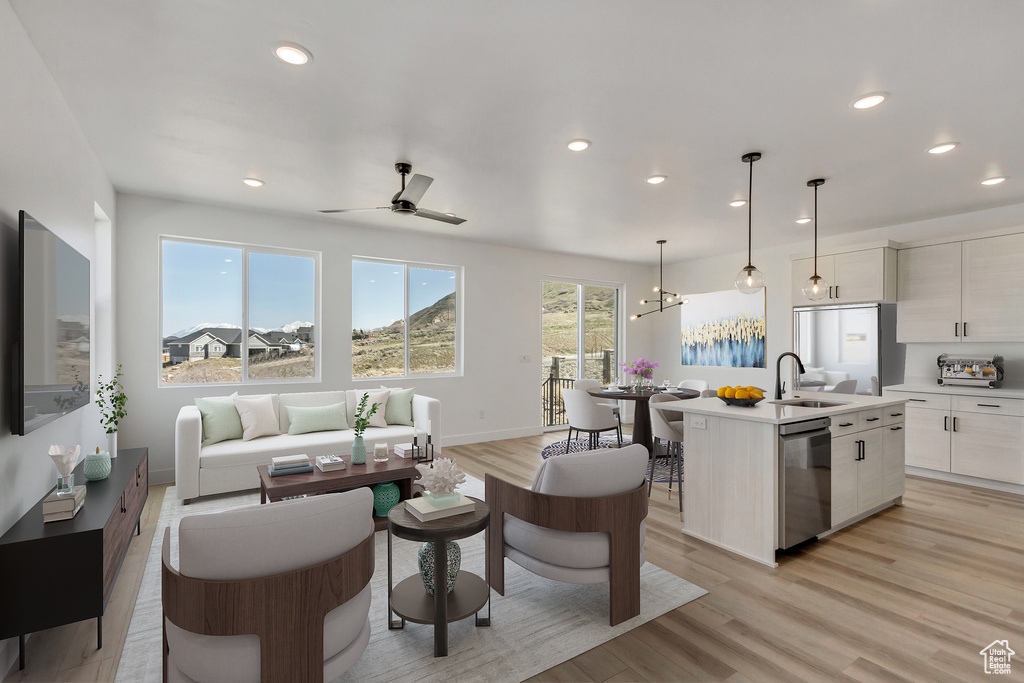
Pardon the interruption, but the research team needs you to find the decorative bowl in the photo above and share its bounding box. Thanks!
[717,387,766,407]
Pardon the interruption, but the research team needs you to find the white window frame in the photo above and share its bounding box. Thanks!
[351,256,464,381]
[541,276,623,381]
[158,236,321,388]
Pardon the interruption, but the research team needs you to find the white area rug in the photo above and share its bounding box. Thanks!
[116,475,706,683]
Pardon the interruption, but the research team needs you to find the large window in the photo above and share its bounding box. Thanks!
[161,238,318,385]
[352,258,461,378]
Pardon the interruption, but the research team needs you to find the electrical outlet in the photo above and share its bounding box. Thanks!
[519,354,531,363]
[479,410,485,419]
[692,416,707,430]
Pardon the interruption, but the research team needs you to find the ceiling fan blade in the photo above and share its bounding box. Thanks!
[398,174,433,205]
[318,207,389,214]
[414,208,467,225]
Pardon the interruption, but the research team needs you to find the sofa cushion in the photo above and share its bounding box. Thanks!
[195,393,243,446]
[286,402,348,435]
[535,444,648,497]
[277,391,347,434]
[380,386,415,426]
[233,394,282,441]
[198,426,417,469]
[346,389,390,429]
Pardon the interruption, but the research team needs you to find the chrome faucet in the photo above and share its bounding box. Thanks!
[775,352,806,400]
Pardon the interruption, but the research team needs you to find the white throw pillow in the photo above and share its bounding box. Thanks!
[345,389,390,429]
[233,394,282,441]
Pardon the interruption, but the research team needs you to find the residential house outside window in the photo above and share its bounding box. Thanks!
[161,237,319,385]
[352,258,461,378]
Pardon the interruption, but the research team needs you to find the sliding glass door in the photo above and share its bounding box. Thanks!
[542,281,619,426]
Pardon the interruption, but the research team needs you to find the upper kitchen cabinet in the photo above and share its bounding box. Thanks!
[897,233,1024,343]
[791,247,897,306]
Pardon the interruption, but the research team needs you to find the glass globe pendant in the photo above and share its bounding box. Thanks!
[735,152,765,294]
[801,178,829,301]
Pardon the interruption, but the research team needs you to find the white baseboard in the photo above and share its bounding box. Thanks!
[148,468,175,486]
[905,467,1024,496]
[442,426,544,448]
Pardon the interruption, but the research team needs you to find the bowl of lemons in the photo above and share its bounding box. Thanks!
[716,385,766,407]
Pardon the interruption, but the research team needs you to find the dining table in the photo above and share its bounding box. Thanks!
[586,386,700,454]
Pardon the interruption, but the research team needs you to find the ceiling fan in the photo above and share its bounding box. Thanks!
[319,162,466,225]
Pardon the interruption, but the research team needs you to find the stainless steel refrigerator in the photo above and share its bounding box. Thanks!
[793,303,905,395]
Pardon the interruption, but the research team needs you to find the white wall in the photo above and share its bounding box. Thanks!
[114,193,655,484]
[0,0,115,670]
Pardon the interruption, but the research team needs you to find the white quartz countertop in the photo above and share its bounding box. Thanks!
[651,392,907,425]
[885,381,1024,400]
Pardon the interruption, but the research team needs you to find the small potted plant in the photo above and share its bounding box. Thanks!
[350,393,381,464]
[96,364,128,457]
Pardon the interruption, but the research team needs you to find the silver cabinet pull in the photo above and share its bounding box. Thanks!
[977,403,1000,408]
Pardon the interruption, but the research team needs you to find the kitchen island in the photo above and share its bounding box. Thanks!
[652,393,908,567]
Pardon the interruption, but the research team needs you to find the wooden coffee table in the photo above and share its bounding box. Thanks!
[257,454,420,531]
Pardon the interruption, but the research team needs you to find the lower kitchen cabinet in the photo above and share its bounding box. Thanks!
[904,405,952,471]
[831,410,904,528]
[951,411,1024,484]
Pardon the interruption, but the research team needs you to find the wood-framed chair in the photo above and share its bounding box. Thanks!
[161,489,375,683]
[485,445,649,626]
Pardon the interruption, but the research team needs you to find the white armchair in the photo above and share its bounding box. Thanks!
[162,489,374,682]
[562,388,621,449]
[574,378,621,421]
[485,445,650,625]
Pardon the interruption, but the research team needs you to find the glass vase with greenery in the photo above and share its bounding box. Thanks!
[350,394,381,464]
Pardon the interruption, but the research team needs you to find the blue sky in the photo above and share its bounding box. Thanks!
[352,260,456,330]
[162,241,314,336]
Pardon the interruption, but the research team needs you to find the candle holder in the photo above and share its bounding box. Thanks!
[415,433,435,463]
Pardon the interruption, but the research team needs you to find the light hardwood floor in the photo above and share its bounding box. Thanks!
[7,432,1023,682]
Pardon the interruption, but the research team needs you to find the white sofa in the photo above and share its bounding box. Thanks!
[175,390,440,503]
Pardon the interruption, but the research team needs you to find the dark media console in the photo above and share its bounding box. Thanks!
[0,447,148,669]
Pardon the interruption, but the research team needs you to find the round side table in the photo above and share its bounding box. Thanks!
[387,497,490,657]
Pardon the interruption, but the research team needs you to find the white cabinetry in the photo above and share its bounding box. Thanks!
[792,247,897,306]
[830,407,905,528]
[888,389,1024,485]
[897,233,1024,343]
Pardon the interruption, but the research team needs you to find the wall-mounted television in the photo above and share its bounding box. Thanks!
[11,211,91,435]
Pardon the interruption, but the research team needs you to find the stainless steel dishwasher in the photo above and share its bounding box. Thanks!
[778,417,832,549]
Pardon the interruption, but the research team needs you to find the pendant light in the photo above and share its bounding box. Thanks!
[801,178,829,301]
[631,240,689,320]
[734,152,765,294]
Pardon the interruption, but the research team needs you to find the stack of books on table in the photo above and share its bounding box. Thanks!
[268,454,313,477]
[405,493,475,522]
[392,443,414,458]
[42,485,86,523]
[315,454,346,472]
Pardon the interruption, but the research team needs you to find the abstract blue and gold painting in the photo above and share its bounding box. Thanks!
[680,289,766,368]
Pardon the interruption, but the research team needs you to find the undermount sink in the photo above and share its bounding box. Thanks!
[770,399,849,408]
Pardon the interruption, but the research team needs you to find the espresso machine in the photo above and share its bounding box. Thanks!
[937,354,1004,388]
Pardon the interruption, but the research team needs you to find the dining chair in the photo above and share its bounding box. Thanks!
[562,388,621,450]
[700,389,717,398]
[648,394,684,519]
[828,379,858,394]
[676,379,709,392]
[574,378,622,427]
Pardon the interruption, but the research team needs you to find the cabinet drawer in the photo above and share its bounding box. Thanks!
[951,395,1024,417]
[891,391,951,410]
[857,409,884,430]
[830,413,860,436]
[882,405,906,426]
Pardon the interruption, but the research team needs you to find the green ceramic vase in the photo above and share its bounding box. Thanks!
[350,435,367,464]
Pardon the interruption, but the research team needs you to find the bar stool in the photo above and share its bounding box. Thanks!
[648,393,684,520]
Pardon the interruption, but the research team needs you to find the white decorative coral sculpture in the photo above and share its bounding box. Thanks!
[48,444,80,478]
[415,457,466,496]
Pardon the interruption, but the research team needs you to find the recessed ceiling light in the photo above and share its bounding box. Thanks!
[567,139,590,152]
[796,217,812,224]
[928,142,958,154]
[243,177,264,187]
[981,176,1006,186]
[444,212,456,217]
[850,92,887,109]
[274,43,312,65]
[729,200,747,207]
[646,175,667,185]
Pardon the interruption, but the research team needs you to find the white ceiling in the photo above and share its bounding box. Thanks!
[10,0,1024,263]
